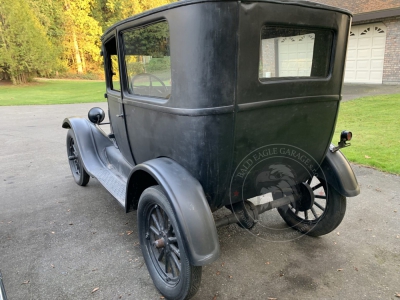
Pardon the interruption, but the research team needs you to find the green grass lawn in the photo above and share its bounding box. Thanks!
[0,79,106,106]
[334,93,400,175]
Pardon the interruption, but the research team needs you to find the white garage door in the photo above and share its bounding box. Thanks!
[344,23,387,84]
[278,34,315,77]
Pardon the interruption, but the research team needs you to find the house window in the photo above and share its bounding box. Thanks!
[259,26,333,79]
[122,21,171,99]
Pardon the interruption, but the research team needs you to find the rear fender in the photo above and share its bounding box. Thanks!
[126,158,220,266]
[320,148,360,197]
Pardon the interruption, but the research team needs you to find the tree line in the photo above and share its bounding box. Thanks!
[0,0,174,84]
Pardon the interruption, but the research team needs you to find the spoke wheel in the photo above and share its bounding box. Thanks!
[138,186,201,300]
[66,129,90,186]
[277,177,346,237]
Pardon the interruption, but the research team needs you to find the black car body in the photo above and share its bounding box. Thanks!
[63,1,359,299]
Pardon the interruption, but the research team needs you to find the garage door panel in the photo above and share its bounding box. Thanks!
[348,39,357,49]
[358,38,372,48]
[344,22,386,84]
[347,49,357,59]
[371,48,385,58]
[344,70,356,80]
[280,44,289,53]
[372,36,386,46]
[357,60,370,69]
[278,33,315,77]
[356,71,370,80]
[346,60,356,69]
[357,49,371,58]
[370,71,384,81]
[371,59,384,70]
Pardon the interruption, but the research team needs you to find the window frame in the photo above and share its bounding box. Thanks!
[258,25,335,83]
[119,19,172,101]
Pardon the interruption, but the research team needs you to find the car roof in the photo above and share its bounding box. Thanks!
[101,0,352,39]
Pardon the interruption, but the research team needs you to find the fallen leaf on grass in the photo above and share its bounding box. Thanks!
[213,295,218,300]
[265,261,270,265]
[91,287,99,293]
[337,232,340,236]
[228,275,233,279]
[221,262,225,267]
[160,297,165,299]
[126,231,133,235]
[21,280,30,284]
[375,188,381,192]
[337,269,343,272]
[354,267,358,271]
[395,292,400,298]
[397,235,400,239]
[364,155,371,159]
[268,298,277,300]
[51,264,55,268]
[216,271,220,275]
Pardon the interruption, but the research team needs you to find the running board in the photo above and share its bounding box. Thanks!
[95,168,127,207]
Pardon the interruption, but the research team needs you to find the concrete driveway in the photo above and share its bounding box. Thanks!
[342,83,400,101]
[0,102,399,300]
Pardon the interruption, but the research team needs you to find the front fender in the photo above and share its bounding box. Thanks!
[129,158,220,266]
[62,117,112,177]
[320,148,360,197]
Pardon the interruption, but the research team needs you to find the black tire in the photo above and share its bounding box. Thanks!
[138,186,202,300]
[66,129,90,186]
[277,177,346,237]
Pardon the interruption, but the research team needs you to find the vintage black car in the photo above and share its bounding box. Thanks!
[63,0,360,299]
[0,270,7,300]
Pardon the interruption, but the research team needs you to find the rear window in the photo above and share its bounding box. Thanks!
[122,21,171,99]
[259,26,333,80]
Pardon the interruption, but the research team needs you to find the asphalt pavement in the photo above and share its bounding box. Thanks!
[0,97,399,300]
[342,83,400,101]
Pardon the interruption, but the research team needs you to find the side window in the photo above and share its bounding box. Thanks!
[122,21,171,99]
[111,54,120,91]
[104,37,120,92]
[259,26,333,79]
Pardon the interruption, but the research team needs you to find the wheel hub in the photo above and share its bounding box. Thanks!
[154,238,165,248]
[294,182,315,211]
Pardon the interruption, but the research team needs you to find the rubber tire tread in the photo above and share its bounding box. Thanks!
[66,129,90,186]
[138,185,202,300]
[277,183,346,237]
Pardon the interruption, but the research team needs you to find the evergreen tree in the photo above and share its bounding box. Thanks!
[0,0,59,84]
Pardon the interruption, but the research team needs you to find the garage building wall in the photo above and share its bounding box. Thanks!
[382,17,400,84]
[352,16,400,84]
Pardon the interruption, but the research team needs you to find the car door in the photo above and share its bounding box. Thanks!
[103,35,135,165]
